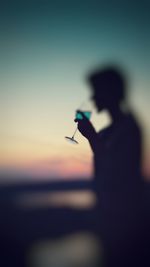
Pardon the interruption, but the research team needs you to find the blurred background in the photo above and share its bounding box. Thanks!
[0,0,150,266]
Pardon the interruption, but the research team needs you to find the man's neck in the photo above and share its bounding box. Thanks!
[109,106,125,124]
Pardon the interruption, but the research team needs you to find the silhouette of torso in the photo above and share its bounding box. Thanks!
[93,112,143,266]
[94,112,141,193]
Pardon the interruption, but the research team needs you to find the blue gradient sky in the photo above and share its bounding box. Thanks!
[0,0,150,182]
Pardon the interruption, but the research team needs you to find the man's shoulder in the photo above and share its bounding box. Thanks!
[125,113,141,133]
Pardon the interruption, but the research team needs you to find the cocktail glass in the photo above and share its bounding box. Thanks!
[65,110,92,144]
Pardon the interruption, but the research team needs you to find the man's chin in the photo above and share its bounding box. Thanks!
[97,106,104,112]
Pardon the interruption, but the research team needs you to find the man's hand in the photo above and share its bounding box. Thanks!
[74,110,96,140]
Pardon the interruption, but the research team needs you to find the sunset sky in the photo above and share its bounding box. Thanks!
[1,0,150,183]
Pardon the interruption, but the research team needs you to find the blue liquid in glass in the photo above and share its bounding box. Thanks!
[75,111,91,120]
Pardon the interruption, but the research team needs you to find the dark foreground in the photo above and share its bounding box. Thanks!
[0,179,150,267]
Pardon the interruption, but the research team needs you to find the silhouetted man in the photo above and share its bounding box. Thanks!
[75,66,143,266]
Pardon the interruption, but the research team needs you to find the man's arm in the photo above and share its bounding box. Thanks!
[75,111,104,154]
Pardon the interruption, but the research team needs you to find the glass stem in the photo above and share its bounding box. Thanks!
[72,126,78,139]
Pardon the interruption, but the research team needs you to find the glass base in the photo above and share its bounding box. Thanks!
[65,136,78,144]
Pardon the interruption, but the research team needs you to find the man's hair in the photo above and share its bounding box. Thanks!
[88,67,126,103]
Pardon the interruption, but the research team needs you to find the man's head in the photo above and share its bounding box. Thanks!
[88,66,126,112]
